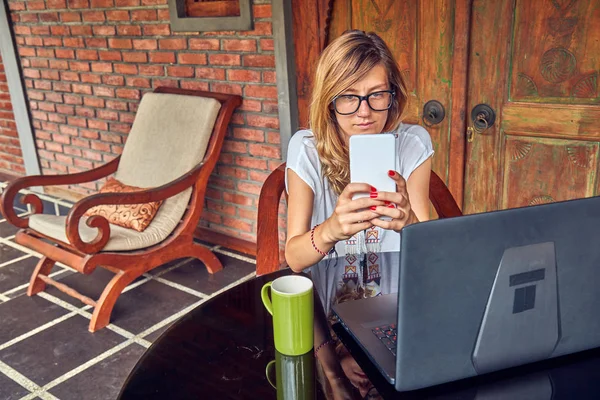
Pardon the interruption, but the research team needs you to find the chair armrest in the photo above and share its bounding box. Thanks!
[429,170,463,219]
[66,160,206,254]
[0,158,120,229]
[256,163,287,276]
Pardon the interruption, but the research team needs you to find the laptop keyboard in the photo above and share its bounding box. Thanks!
[372,324,397,356]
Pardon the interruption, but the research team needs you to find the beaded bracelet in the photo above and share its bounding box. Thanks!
[314,338,336,358]
[310,224,329,256]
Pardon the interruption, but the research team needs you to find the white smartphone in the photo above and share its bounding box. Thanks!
[349,133,397,201]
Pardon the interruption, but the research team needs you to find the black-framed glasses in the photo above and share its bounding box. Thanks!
[332,90,395,115]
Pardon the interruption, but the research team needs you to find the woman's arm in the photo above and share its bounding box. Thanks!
[285,170,384,272]
[285,170,337,272]
[406,157,432,222]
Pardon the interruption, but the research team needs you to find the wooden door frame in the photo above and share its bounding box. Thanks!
[291,0,472,206]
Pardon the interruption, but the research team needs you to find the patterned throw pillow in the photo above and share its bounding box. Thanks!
[85,177,164,232]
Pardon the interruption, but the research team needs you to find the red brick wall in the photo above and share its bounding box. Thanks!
[0,55,26,176]
[6,0,282,242]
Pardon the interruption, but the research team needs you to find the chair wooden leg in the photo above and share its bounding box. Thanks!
[89,271,138,333]
[28,257,56,296]
[187,243,223,274]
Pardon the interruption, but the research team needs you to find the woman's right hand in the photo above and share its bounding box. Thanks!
[323,183,384,242]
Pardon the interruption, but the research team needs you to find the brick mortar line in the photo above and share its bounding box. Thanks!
[29,98,272,107]
[17,25,174,33]
[12,8,273,15]
[27,80,278,87]
[24,67,276,74]
[14,6,169,13]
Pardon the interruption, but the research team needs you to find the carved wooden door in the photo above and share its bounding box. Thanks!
[463,0,600,213]
[294,0,599,214]
[295,0,462,201]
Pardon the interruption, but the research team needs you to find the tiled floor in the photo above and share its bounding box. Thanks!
[0,182,257,400]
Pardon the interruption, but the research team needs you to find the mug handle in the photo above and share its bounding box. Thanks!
[261,282,273,315]
[265,359,276,389]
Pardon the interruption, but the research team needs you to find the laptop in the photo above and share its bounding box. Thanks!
[332,196,600,391]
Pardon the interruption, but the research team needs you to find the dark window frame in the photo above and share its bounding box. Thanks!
[168,0,253,32]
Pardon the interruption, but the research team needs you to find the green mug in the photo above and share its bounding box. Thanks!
[261,275,314,356]
[265,350,315,400]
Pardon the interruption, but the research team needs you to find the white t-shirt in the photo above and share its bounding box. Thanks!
[285,123,434,255]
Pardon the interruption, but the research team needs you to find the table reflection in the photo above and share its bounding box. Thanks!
[308,253,401,399]
[309,252,401,317]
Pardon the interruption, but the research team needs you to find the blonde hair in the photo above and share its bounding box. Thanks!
[309,30,408,195]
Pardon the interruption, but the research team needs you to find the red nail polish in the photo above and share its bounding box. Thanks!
[384,201,391,205]
[388,204,396,208]
[370,206,377,211]
[388,170,395,177]
[370,186,377,192]
[370,192,378,198]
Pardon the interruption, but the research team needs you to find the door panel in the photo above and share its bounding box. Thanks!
[464,0,600,214]
[502,136,599,208]
[510,0,600,104]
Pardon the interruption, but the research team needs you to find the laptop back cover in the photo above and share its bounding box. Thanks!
[395,196,600,391]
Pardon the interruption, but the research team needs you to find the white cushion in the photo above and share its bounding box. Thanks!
[29,188,191,251]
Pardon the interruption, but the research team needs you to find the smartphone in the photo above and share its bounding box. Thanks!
[349,133,397,201]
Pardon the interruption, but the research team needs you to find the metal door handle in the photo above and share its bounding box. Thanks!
[467,104,496,142]
[422,100,445,127]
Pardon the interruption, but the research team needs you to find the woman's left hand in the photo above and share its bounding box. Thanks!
[369,170,419,233]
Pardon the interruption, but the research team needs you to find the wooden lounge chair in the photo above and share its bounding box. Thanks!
[0,87,242,332]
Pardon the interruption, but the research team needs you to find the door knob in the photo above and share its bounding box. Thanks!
[467,104,496,142]
[422,100,445,127]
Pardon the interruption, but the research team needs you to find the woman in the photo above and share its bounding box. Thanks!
[286,30,434,397]
[285,29,433,272]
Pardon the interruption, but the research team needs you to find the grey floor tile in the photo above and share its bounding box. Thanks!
[45,267,144,308]
[0,220,19,237]
[159,253,255,295]
[4,268,74,300]
[109,280,200,334]
[58,204,71,216]
[0,295,70,346]
[0,242,28,265]
[0,370,30,400]
[142,323,173,343]
[49,342,146,400]
[11,193,28,213]
[144,257,192,276]
[0,256,39,294]
[194,238,216,248]
[215,246,256,261]
[0,315,126,386]
[39,199,58,215]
